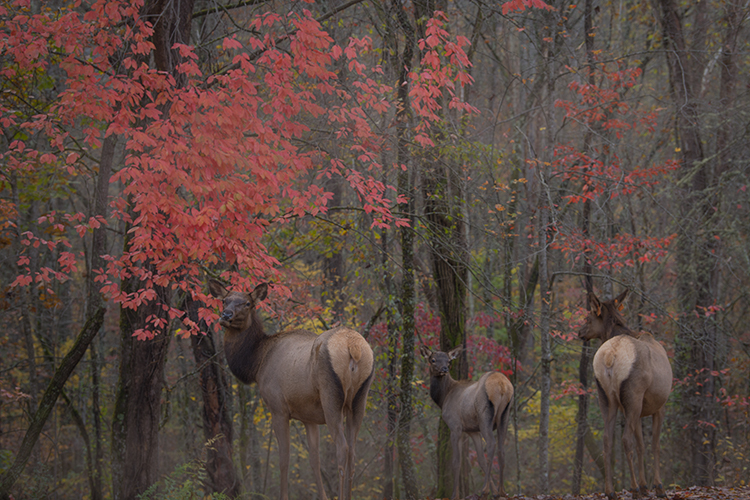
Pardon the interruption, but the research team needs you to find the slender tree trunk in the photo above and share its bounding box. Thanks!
[381,226,398,499]
[572,0,597,491]
[538,186,551,494]
[0,308,105,500]
[86,132,117,500]
[397,126,419,500]
[323,178,346,322]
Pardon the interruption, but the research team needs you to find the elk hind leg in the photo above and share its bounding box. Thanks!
[342,370,373,500]
[495,401,511,497]
[621,388,645,498]
[305,422,328,500]
[469,432,494,496]
[597,380,618,500]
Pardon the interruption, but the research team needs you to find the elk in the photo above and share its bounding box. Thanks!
[208,280,374,500]
[579,290,672,499]
[420,345,514,499]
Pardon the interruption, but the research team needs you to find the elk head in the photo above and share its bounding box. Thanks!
[420,345,461,378]
[208,279,268,331]
[578,289,628,342]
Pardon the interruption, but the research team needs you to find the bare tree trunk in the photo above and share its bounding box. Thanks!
[381,226,398,499]
[86,132,117,500]
[0,308,105,500]
[572,0,597,491]
[323,178,346,322]
[538,185,551,494]
[396,117,418,500]
[656,0,718,484]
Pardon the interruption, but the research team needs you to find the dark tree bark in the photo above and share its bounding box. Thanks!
[377,0,419,497]
[110,2,195,498]
[657,0,717,485]
[111,280,172,500]
[186,296,240,497]
[422,159,469,498]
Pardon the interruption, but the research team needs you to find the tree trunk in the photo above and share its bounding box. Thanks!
[572,0,596,491]
[0,307,105,500]
[538,189,551,494]
[186,296,240,497]
[111,279,172,499]
[656,0,717,484]
[381,226,398,499]
[86,131,118,500]
[110,2,194,497]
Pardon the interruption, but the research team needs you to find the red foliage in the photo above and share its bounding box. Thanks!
[2,3,475,339]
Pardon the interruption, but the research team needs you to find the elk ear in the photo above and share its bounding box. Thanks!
[614,289,628,310]
[208,279,228,299]
[588,292,602,316]
[419,345,432,358]
[251,282,269,303]
[447,347,462,360]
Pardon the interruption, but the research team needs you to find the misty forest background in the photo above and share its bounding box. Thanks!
[1,0,749,498]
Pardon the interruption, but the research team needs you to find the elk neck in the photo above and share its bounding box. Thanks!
[606,322,636,341]
[222,311,268,385]
[429,371,458,409]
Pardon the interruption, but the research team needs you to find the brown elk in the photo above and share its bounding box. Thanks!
[208,280,374,500]
[579,290,672,499]
[420,345,514,499]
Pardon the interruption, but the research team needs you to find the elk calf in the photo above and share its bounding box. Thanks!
[420,345,513,499]
[209,280,374,500]
[579,290,672,499]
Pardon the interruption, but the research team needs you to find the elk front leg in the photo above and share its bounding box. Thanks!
[272,416,291,500]
[305,423,328,500]
[450,429,464,500]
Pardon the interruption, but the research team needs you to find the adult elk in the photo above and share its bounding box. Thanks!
[579,290,672,499]
[420,345,514,499]
[208,280,374,500]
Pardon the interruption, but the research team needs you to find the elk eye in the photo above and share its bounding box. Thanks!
[245,301,251,307]
[431,358,435,363]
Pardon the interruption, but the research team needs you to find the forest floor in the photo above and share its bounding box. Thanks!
[467,485,750,500]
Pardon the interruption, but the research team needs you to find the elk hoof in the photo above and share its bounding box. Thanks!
[654,483,667,497]
[630,488,642,499]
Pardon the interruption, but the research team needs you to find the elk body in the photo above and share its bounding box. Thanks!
[580,290,672,499]
[420,345,514,499]
[209,280,374,500]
